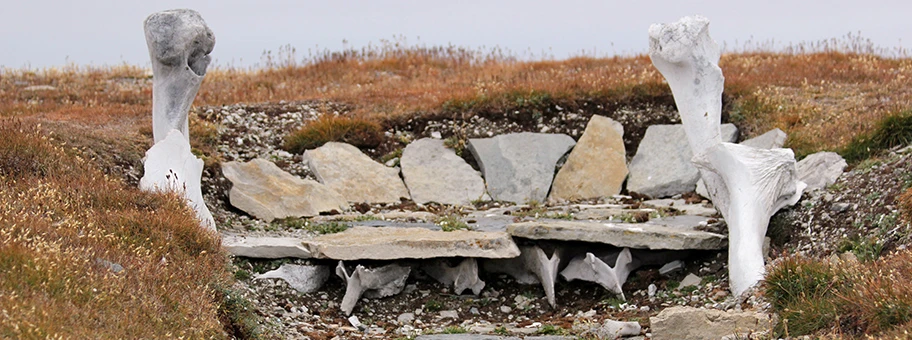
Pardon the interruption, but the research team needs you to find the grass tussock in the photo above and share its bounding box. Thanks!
[765,251,912,337]
[282,114,383,154]
[900,188,912,225]
[840,110,912,163]
[0,120,241,338]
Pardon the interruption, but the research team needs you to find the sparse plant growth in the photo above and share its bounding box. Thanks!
[841,110,912,163]
[437,214,471,232]
[282,114,383,154]
[424,299,443,312]
[442,326,468,334]
[276,218,349,234]
[537,324,567,335]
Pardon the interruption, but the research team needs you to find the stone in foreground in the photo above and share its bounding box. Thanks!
[421,258,485,295]
[626,124,737,198]
[337,262,410,315]
[649,306,775,340]
[550,115,627,202]
[507,217,726,250]
[303,226,520,260]
[740,128,787,149]
[400,138,486,206]
[304,142,410,204]
[256,263,329,293]
[797,151,847,191]
[468,132,576,204]
[222,159,348,222]
[139,129,215,230]
[144,9,214,143]
[221,235,311,258]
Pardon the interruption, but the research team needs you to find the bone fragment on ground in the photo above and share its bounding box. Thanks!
[481,245,562,307]
[560,248,637,299]
[144,9,215,143]
[648,15,804,295]
[692,143,804,295]
[256,264,329,293]
[139,129,215,231]
[335,261,411,315]
[421,258,485,295]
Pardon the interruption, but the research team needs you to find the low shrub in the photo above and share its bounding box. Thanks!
[282,114,383,154]
[841,110,912,163]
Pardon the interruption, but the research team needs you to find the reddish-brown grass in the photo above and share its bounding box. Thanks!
[0,120,232,338]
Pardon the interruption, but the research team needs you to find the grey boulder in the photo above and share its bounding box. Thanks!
[797,151,847,191]
[304,142,410,204]
[400,138,486,205]
[627,124,737,198]
[468,132,576,204]
[222,158,348,222]
[649,306,775,340]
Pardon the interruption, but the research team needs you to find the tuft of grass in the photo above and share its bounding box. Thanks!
[436,215,470,232]
[537,324,567,335]
[424,299,443,312]
[277,218,349,234]
[764,256,841,336]
[493,326,509,335]
[441,326,467,334]
[838,235,885,262]
[900,188,912,225]
[841,110,912,163]
[282,114,383,154]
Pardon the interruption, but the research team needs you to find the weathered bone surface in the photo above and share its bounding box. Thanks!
[421,258,485,295]
[336,261,411,315]
[482,245,561,307]
[256,263,329,293]
[144,9,215,143]
[648,15,805,295]
[560,248,637,299]
[139,129,215,230]
[693,143,804,295]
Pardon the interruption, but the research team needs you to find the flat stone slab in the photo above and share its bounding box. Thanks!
[797,151,847,191]
[550,115,627,201]
[222,158,348,221]
[627,124,737,198]
[400,138,487,206]
[506,216,726,250]
[650,306,774,340]
[642,199,718,217]
[302,226,521,260]
[222,235,311,258]
[468,132,575,204]
[304,142,410,203]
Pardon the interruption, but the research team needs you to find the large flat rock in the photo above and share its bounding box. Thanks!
[468,132,575,204]
[550,115,627,202]
[797,151,847,191]
[627,124,737,198]
[302,226,521,260]
[222,235,311,258]
[507,216,726,250]
[650,306,774,340]
[222,158,348,221]
[303,142,410,203]
[400,138,487,206]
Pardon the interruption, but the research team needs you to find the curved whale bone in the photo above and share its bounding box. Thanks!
[335,261,411,315]
[693,143,805,296]
[560,248,638,300]
[139,129,215,231]
[648,15,805,296]
[481,245,562,307]
[422,258,485,295]
[144,9,215,143]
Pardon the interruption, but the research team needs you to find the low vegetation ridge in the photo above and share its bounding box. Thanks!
[2,41,912,338]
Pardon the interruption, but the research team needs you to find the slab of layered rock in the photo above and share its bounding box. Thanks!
[468,132,576,204]
[507,216,726,250]
[302,226,520,260]
[400,138,486,205]
[222,158,348,221]
[797,151,847,191]
[303,142,410,203]
[222,235,311,258]
[550,115,627,202]
[627,124,737,198]
[650,306,775,340]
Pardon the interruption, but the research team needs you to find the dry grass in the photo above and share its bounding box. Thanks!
[0,120,234,338]
[282,114,383,154]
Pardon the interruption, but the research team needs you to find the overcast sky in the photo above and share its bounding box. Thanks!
[1,0,909,69]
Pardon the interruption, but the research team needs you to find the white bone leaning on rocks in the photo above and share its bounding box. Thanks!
[560,248,637,300]
[483,245,561,308]
[335,261,411,316]
[144,9,215,143]
[648,15,804,296]
[421,258,485,295]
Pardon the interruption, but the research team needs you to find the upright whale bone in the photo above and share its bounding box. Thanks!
[335,261,411,316]
[481,245,562,307]
[693,143,805,295]
[144,9,215,143]
[421,258,486,295]
[139,129,215,231]
[560,248,637,300]
[648,15,805,296]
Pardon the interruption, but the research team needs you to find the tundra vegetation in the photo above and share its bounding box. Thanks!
[2,36,912,338]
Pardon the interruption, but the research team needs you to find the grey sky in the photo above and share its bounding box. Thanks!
[1,0,909,69]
